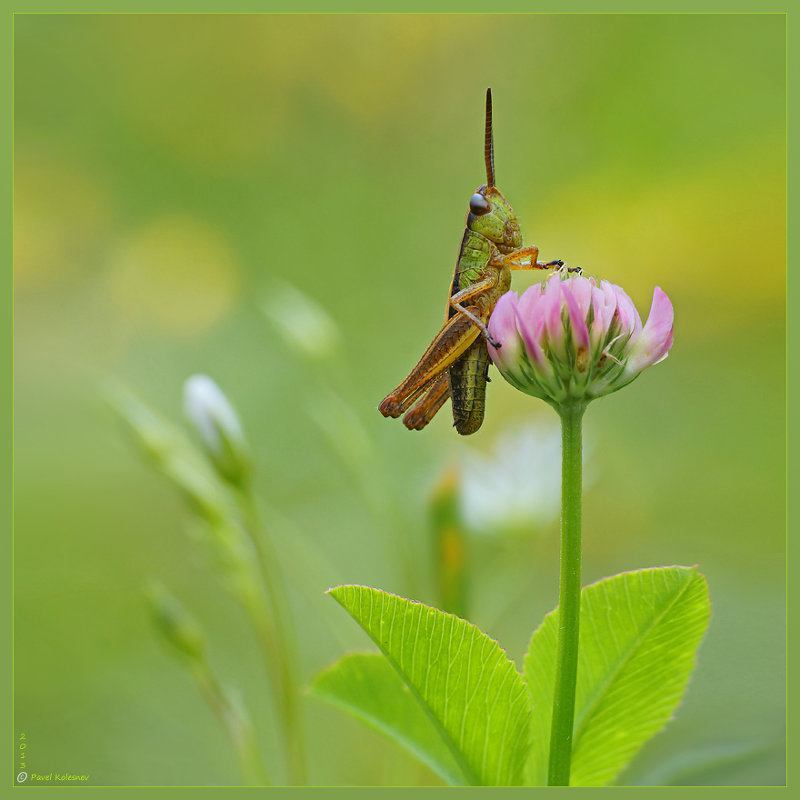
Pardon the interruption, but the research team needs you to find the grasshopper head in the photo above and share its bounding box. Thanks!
[466,185,522,253]
[466,88,522,253]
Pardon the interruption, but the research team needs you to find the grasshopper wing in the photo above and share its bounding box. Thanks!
[379,307,483,419]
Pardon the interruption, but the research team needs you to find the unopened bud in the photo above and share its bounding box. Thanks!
[183,375,251,487]
[144,581,206,663]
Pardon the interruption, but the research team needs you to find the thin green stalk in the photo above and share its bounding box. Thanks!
[431,469,468,619]
[236,488,307,786]
[547,401,586,786]
[192,662,270,786]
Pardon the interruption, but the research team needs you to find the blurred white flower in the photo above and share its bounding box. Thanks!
[458,422,591,535]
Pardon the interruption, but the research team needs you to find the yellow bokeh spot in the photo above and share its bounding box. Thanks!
[15,150,111,289]
[105,215,240,335]
[529,139,784,334]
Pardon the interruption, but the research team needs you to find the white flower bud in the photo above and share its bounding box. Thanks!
[183,375,251,487]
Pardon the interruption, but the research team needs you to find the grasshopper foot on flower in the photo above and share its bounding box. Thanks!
[556,262,582,275]
[486,334,502,349]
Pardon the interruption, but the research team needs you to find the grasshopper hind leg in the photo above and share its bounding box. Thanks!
[402,372,450,431]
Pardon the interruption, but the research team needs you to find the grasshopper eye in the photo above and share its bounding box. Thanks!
[469,193,492,216]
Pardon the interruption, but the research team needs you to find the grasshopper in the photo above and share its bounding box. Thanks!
[379,88,578,435]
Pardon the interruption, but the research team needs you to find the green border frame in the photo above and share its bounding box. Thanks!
[3,4,794,13]
[6,5,790,796]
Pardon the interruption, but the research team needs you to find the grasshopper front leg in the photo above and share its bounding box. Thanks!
[501,245,578,272]
[449,276,502,348]
[379,307,484,419]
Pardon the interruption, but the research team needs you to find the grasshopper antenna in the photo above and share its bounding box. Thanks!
[484,87,495,189]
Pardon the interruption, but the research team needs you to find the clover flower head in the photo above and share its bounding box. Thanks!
[487,273,674,407]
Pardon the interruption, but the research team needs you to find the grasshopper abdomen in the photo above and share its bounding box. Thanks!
[448,339,490,435]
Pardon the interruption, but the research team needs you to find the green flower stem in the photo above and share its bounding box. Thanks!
[191,661,270,786]
[236,488,307,786]
[547,400,586,786]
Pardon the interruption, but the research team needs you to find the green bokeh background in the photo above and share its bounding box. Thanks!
[14,14,785,786]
